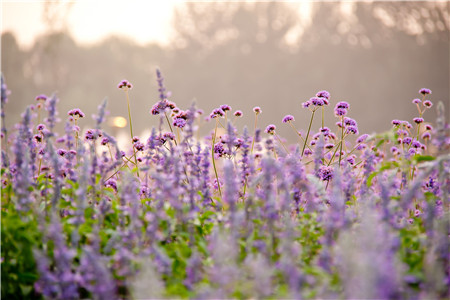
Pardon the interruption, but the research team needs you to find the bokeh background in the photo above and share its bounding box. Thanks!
[2,1,449,142]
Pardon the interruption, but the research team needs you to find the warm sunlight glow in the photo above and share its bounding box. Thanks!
[111,116,127,128]
[1,1,182,48]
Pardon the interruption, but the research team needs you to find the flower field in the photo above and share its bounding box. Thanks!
[1,70,449,299]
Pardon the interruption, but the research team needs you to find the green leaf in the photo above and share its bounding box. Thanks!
[413,155,435,163]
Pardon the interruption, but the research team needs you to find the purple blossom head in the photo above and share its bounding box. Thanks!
[356,134,369,143]
[403,121,412,129]
[402,137,412,145]
[413,117,424,124]
[220,104,231,112]
[344,117,357,127]
[210,108,225,119]
[390,146,399,154]
[346,125,358,135]
[421,132,431,140]
[34,134,42,142]
[412,98,421,104]
[253,106,262,114]
[334,107,347,117]
[391,119,401,126]
[134,141,145,151]
[411,140,422,149]
[234,110,243,117]
[325,143,334,149]
[68,108,85,119]
[37,124,46,131]
[85,129,95,140]
[57,149,66,156]
[311,97,325,106]
[419,88,431,95]
[316,90,330,100]
[425,124,433,131]
[336,101,349,109]
[265,124,276,135]
[163,132,175,141]
[282,115,294,123]
[304,148,313,156]
[423,100,433,108]
[302,101,311,108]
[105,179,118,192]
[356,143,367,150]
[173,117,187,128]
[35,94,47,102]
[318,165,333,181]
[117,79,133,89]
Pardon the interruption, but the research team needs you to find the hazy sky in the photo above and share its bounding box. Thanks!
[2,0,181,48]
[1,1,315,49]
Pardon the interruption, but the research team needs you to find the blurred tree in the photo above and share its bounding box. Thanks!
[1,1,448,139]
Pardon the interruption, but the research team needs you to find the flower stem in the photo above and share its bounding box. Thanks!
[338,117,344,167]
[211,118,222,197]
[302,110,315,156]
[125,89,139,177]
[164,111,178,146]
[251,114,258,154]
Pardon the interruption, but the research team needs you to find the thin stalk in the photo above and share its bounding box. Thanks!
[327,140,343,166]
[288,122,313,152]
[211,118,222,197]
[251,113,258,154]
[275,134,289,154]
[338,117,344,167]
[125,89,139,177]
[321,106,324,129]
[301,110,316,156]
[164,111,178,146]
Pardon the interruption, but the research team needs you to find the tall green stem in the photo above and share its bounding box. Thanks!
[251,114,258,154]
[301,110,315,156]
[125,90,139,177]
[164,111,178,146]
[211,118,222,197]
[338,117,344,167]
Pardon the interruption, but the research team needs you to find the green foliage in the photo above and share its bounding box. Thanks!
[1,207,42,299]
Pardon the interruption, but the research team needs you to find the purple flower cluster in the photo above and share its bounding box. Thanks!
[2,72,448,300]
